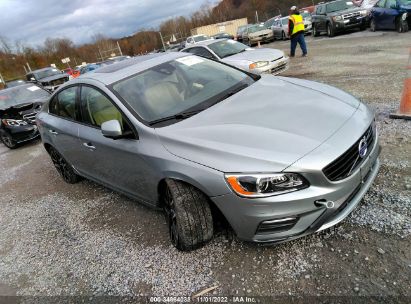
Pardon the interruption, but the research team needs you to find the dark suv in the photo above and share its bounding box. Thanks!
[312,0,368,37]
[26,67,69,92]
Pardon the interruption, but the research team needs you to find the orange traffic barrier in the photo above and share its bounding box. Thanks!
[390,49,411,120]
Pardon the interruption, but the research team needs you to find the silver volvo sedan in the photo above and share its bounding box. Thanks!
[182,39,289,75]
[37,52,380,251]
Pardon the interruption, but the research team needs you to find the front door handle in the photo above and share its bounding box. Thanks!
[49,130,58,135]
[83,142,96,150]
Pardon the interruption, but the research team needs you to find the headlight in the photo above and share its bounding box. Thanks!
[333,15,343,21]
[1,119,28,126]
[225,173,309,198]
[360,10,368,16]
[249,61,269,69]
[402,13,408,21]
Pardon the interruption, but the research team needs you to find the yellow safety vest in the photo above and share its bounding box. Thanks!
[289,14,305,35]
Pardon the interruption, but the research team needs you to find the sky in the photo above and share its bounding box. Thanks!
[0,0,209,46]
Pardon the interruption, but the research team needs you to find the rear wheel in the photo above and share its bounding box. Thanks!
[396,17,407,33]
[163,179,213,251]
[0,132,17,149]
[327,23,335,37]
[281,31,286,40]
[48,146,81,184]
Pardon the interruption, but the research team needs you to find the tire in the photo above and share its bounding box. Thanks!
[327,23,335,37]
[370,19,376,32]
[313,24,319,37]
[396,18,408,33]
[0,132,17,149]
[163,179,213,251]
[48,146,81,184]
[281,31,286,40]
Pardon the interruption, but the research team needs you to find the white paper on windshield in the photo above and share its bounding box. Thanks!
[27,86,40,92]
[52,69,58,72]
[176,56,203,66]
[227,40,236,44]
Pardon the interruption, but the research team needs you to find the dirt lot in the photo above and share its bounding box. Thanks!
[0,30,410,302]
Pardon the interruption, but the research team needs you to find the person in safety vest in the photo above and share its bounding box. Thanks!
[288,6,308,57]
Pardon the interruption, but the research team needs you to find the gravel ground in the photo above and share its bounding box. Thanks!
[0,30,410,302]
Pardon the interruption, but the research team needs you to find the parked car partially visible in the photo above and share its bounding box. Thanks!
[182,39,289,75]
[312,0,368,37]
[264,16,280,30]
[242,24,274,45]
[5,80,26,88]
[185,34,213,46]
[26,67,69,92]
[212,32,234,40]
[79,63,101,75]
[0,84,50,149]
[301,11,313,34]
[235,24,252,42]
[370,0,410,32]
[272,17,290,40]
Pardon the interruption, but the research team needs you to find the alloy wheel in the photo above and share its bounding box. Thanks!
[0,133,16,149]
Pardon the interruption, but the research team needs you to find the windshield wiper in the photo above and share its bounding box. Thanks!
[215,83,249,103]
[149,109,204,126]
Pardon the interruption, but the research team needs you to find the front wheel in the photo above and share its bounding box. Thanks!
[313,24,319,37]
[163,179,214,251]
[397,17,409,33]
[48,146,81,184]
[0,132,17,149]
[370,19,376,32]
[327,23,335,37]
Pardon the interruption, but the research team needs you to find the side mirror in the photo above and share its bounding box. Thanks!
[101,120,122,139]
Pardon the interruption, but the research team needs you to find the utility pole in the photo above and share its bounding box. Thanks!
[23,65,28,74]
[0,72,5,85]
[117,41,123,56]
[159,32,166,52]
[26,62,32,72]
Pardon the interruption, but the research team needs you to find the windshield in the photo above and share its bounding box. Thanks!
[111,56,255,125]
[208,40,248,59]
[0,85,49,109]
[248,25,265,33]
[281,18,288,25]
[33,68,61,80]
[326,1,354,12]
[301,12,312,20]
[399,0,411,4]
[193,35,209,42]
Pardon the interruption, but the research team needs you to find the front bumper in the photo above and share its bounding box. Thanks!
[211,134,380,243]
[7,125,39,143]
[334,16,366,32]
[254,57,290,75]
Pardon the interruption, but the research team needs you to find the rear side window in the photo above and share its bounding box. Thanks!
[49,86,77,120]
[185,47,216,60]
[385,0,396,7]
[376,0,386,7]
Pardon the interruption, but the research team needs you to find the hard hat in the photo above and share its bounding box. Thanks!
[290,6,297,10]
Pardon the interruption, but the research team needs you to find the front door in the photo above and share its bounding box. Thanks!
[75,85,158,204]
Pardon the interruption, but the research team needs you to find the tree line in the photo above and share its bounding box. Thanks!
[0,0,314,83]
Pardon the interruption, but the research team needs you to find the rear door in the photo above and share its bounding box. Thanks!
[43,85,82,167]
[76,85,156,204]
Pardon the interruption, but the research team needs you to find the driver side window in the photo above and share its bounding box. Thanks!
[385,0,396,8]
[377,0,387,7]
[186,47,216,60]
[79,86,130,131]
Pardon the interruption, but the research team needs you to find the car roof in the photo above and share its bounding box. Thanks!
[74,52,190,86]
[27,67,57,74]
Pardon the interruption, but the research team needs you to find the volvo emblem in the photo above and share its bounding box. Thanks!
[358,137,368,158]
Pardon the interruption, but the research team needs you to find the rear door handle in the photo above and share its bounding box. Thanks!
[49,130,58,135]
[83,142,96,150]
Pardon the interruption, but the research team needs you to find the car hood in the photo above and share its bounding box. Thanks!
[329,7,363,16]
[39,74,68,83]
[156,76,361,173]
[249,29,272,36]
[223,48,285,64]
[0,99,46,117]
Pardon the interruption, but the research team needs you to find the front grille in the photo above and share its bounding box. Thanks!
[256,217,298,235]
[23,112,37,124]
[271,56,284,62]
[270,63,287,74]
[323,124,375,181]
[343,12,360,20]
